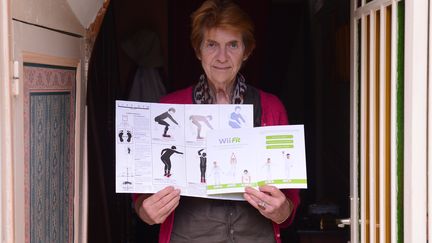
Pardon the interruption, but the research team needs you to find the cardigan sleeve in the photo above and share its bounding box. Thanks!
[280,189,300,227]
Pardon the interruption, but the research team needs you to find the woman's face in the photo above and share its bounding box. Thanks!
[200,27,246,90]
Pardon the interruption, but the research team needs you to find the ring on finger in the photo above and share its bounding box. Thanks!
[258,201,267,210]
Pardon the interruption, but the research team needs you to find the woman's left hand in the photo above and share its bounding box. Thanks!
[244,185,293,224]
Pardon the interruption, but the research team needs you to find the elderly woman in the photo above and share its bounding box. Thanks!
[134,0,300,242]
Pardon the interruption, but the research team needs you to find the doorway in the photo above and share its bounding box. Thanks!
[87,0,351,242]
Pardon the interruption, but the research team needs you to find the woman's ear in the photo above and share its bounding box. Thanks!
[243,52,250,61]
[195,48,201,60]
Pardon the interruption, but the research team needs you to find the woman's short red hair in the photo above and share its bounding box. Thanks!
[190,0,256,58]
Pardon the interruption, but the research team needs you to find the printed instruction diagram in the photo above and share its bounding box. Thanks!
[115,100,254,200]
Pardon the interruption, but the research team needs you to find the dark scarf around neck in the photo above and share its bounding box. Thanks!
[193,74,247,104]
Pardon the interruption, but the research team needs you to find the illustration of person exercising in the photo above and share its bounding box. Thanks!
[198,149,207,183]
[263,157,272,181]
[211,161,221,185]
[282,151,293,179]
[160,145,183,177]
[228,106,246,128]
[190,115,214,139]
[229,152,237,178]
[154,108,178,138]
[241,169,251,185]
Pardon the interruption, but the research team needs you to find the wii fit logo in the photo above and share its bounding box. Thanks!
[218,137,241,144]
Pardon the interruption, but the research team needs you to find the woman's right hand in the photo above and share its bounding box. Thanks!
[135,186,181,225]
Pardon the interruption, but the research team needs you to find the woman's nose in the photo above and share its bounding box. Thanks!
[216,47,228,62]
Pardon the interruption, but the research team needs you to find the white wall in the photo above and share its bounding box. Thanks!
[12,0,85,35]
[67,0,103,29]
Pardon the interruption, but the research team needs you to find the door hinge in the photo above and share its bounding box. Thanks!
[12,60,19,96]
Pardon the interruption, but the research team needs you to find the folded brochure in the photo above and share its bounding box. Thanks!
[115,100,307,200]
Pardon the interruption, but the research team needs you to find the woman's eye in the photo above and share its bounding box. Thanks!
[205,42,217,49]
[229,42,239,49]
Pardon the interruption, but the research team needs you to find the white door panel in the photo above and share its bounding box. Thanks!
[12,20,85,243]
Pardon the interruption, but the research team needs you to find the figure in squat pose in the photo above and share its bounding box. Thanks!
[154,108,178,138]
[160,146,183,177]
[190,115,214,139]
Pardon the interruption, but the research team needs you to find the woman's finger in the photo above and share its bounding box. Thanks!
[140,187,180,224]
[156,189,181,217]
[244,191,274,213]
[244,186,276,206]
[157,197,180,223]
[146,186,176,205]
[258,185,285,199]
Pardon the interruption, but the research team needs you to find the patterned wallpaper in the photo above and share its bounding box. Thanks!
[23,63,76,243]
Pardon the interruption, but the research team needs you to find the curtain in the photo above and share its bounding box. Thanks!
[87,2,134,242]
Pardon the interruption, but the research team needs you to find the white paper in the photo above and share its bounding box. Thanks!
[205,125,308,194]
[115,100,254,200]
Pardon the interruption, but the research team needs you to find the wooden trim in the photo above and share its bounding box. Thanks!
[80,108,88,243]
[73,62,86,243]
[390,3,397,242]
[86,0,110,56]
[378,6,385,243]
[349,1,360,241]
[427,0,432,239]
[378,5,392,242]
[428,0,432,241]
[369,10,378,243]
[22,51,78,67]
[360,14,368,243]
[354,0,401,19]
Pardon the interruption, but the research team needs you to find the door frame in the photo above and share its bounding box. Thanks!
[0,0,15,242]
[404,0,428,243]
[9,18,87,243]
[350,0,429,243]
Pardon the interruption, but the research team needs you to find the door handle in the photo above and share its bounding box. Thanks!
[336,218,351,228]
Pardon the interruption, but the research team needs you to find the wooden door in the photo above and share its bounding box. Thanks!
[11,19,85,243]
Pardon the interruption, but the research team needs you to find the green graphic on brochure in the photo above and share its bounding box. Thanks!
[206,125,308,195]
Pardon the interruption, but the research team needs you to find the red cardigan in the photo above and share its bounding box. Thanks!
[137,86,300,243]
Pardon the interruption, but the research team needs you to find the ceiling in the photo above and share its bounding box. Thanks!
[67,0,103,28]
